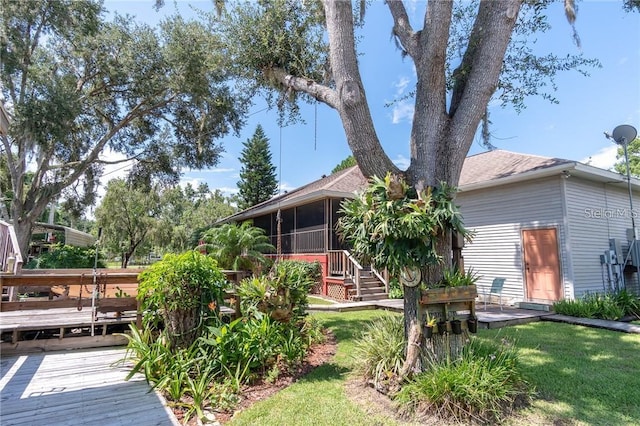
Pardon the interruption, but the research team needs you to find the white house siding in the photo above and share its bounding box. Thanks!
[457,176,569,305]
[564,178,640,296]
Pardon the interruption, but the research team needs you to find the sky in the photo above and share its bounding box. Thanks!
[102,0,640,199]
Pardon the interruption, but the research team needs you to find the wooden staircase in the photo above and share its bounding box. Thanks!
[347,271,388,301]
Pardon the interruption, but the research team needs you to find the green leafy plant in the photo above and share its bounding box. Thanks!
[337,173,468,277]
[395,337,532,424]
[437,266,480,288]
[199,222,274,273]
[553,291,633,320]
[352,314,406,389]
[237,260,320,322]
[25,243,106,269]
[137,250,227,349]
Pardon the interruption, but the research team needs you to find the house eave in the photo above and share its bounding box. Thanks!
[459,162,640,193]
[220,190,356,223]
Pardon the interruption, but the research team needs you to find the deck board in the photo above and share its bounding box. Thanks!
[0,347,178,426]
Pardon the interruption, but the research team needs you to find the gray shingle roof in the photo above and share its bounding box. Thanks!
[224,150,574,221]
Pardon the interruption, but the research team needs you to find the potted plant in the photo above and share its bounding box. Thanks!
[424,315,437,339]
[420,267,479,304]
[437,319,448,335]
[451,319,462,335]
[467,316,478,333]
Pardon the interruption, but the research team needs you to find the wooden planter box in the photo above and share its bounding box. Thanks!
[420,285,477,305]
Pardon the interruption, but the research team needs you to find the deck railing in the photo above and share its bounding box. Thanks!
[328,250,363,298]
[1,221,24,301]
[271,227,326,254]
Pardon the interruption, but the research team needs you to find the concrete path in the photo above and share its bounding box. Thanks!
[543,314,640,333]
[309,300,640,333]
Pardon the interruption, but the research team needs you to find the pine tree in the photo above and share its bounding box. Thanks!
[237,125,278,210]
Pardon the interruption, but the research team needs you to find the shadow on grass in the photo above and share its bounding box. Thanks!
[297,362,350,384]
[480,322,640,425]
[316,311,395,343]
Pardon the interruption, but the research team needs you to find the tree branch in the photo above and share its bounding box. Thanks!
[450,0,521,148]
[386,0,419,59]
[265,68,339,109]
[322,0,398,178]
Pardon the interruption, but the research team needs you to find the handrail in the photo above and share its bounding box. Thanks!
[342,250,363,298]
[1,220,23,301]
[1,220,23,274]
[371,266,389,294]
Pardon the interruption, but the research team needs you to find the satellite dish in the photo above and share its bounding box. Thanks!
[611,125,638,145]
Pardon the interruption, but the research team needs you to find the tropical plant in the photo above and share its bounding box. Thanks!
[200,222,274,273]
[437,266,480,288]
[338,173,468,373]
[237,260,320,322]
[25,244,106,269]
[395,337,532,424]
[137,250,227,348]
[553,292,630,320]
[338,174,467,277]
[352,314,406,391]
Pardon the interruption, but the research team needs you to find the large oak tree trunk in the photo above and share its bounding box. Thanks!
[278,0,522,375]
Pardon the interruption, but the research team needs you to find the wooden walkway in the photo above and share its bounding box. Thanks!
[0,347,179,426]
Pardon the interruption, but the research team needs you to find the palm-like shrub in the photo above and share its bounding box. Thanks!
[352,314,406,391]
[396,338,532,424]
[199,222,274,273]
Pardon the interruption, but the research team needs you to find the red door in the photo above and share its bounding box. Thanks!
[523,228,562,301]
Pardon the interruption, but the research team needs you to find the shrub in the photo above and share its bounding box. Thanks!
[25,243,106,269]
[395,337,532,424]
[553,291,631,320]
[352,314,406,390]
[137,250,227,348]
[237,260,321,322]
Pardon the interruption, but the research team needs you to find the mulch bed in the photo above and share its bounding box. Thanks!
[172,330,337,425]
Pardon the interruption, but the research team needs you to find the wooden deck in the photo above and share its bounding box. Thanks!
[0,347,179,426]
[1,307,136,355]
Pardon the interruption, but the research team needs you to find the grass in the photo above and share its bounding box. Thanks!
[227,311,405,426]
[308,296,336,305]
[228,313,640,426]
[481,322,640,426]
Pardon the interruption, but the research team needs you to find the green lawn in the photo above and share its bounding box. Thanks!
[229,313,640,426]
[308,296,336,305]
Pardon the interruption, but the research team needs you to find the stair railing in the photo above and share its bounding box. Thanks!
[343,251,363,298]
[1,220,24,302]
[371,266,389,294]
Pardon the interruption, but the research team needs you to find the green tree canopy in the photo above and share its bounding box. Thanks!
[151,183,236,254]
[95,179,160,268]
[331,155,357,174]
[614,138,640,178]
[217,0,628,374]
[1,0,246,259]
[237,124,278,210]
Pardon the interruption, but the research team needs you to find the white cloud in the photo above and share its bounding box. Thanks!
[278,181,296,194]
[392,154,410,170]
[394,76,410,96]
[96,149,136,200]
[391,100,414,124]
[216,186,239,196]
[581,145,618,171]
[179,177,204,190]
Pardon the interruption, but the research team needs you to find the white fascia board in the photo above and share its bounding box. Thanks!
[458,163,576,192]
